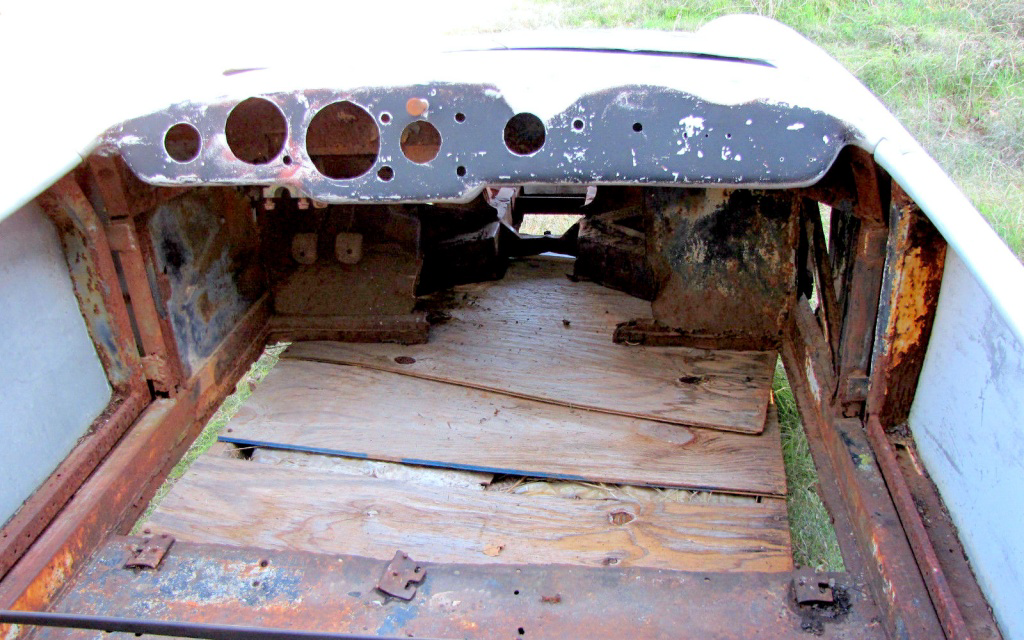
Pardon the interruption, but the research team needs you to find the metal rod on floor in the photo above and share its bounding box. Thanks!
[0,610,439,640]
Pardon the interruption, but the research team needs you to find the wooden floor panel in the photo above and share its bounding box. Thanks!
[219,359,787,496]
[286,257,777,434]
[144,457,792,573]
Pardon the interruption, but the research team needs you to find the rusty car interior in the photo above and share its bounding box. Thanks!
[0,85,1002,639]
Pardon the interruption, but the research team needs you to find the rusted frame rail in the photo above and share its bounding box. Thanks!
[789,156,1000,639]
[0,175,152,582]
[0,170,271,638]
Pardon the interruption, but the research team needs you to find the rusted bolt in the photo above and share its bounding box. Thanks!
[406,98,429,116]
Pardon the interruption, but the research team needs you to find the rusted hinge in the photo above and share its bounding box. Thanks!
[376,550,426,600]
[124,534,174,570]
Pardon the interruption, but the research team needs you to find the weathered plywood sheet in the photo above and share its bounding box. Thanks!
[220,359,786,496]
[286,257,776,433]
[145,457,792,572]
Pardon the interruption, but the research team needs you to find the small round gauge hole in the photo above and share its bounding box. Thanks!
[164,123,201,163]
[401,120,442,164]
[378,166,394,181]
[573,119,584,131]
[380,112,391,124]
[455,112,466,123]
[632,122,643,132]
[456,165,467,177]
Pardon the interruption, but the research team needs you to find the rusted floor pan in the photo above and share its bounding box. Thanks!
[37,538,881,640]
[218,359,788,496]
[286,257,778,434]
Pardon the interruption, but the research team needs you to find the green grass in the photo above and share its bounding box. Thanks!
[131,343,288,532]
[537,0,1024,260]
[774,362,844,570]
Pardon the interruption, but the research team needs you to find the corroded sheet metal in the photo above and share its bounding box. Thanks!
[648,188,799,344]
[37,538,883,639]
[106,85,852,203]
[144,188,266,375]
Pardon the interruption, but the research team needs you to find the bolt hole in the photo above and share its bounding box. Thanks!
[380,112,391,124]
[632,122,643,132]
[678,375,705,385]
[455,112,466,122]
[456,165,467,177]
[572,119,584,131]
[252,580,260,587]
[377,166,394,181]
[394,356,416,365]
[282,155,292,165]
[725,132,732,139]
[513,590,520,595]
[260,559,269,567]
[518,628,525,635]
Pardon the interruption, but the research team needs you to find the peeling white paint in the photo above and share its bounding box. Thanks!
[679,115,705,138]
[787,123,805,130]
[721,146,732,161]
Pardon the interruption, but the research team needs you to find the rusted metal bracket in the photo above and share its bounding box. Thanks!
[124,535,175,570]
[376,551,425,600]
[792,572,835,605]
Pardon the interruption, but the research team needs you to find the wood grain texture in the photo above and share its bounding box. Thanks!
[286,257,777,433]
[145,457,792,572]
[220,359,786,496]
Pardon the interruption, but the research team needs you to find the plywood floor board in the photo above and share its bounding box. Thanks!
[144,457,792,573]
[285,257,777,434]
[219,359,787,496]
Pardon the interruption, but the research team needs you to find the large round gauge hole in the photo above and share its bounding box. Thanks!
[504,113,545,155]
[164,123,201,163]
[400,120,441,164]
[306,101,380,179]
[225,97,287,165]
